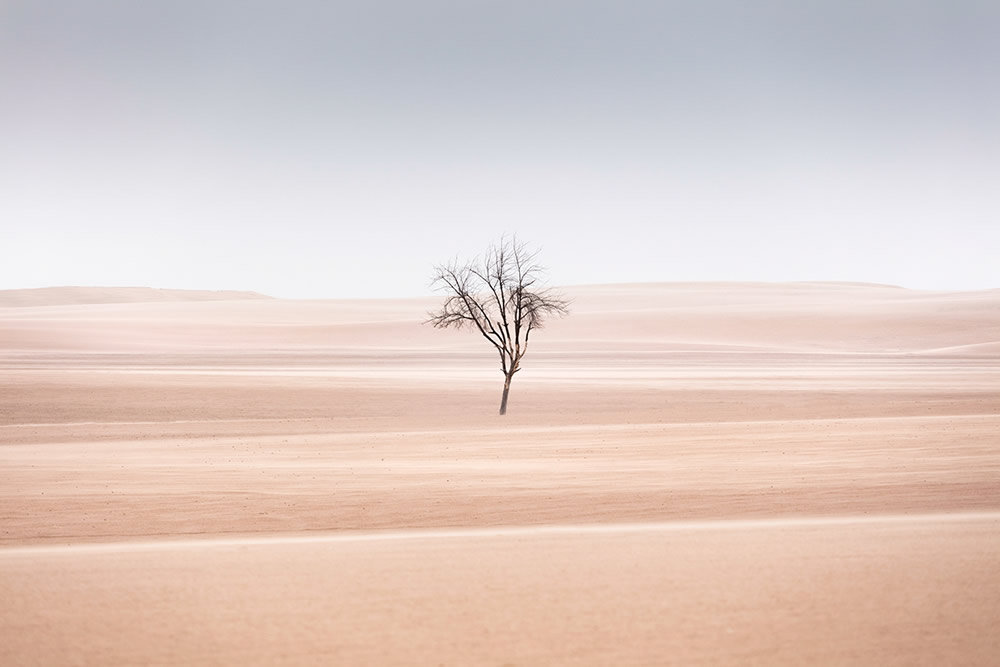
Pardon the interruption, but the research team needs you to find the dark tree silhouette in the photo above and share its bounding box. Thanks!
[428,237,569,415]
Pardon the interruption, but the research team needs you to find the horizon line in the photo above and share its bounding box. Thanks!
[6,279,1000,302]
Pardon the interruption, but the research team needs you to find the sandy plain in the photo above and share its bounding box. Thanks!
[1,282,998,665]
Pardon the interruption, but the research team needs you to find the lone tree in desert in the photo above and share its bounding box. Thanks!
[428,236,569,415]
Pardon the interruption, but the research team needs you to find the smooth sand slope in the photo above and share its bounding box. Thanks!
[1,283,999,665]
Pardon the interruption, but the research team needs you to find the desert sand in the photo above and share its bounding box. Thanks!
[1,282,999,665]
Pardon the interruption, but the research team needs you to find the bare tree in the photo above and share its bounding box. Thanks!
[428,236,569,415]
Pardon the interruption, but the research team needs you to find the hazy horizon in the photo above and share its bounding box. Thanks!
[3,1,998,298]
[1,279,995,303]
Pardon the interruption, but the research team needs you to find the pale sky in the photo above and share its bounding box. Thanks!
[2,1,998,298]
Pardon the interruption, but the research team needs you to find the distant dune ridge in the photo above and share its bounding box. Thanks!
[0,281,997,355]
[0,286,272,307]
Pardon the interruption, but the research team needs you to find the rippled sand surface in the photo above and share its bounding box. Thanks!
[2,283,999,665]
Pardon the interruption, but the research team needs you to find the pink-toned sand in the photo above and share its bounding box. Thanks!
[1,282,999,665]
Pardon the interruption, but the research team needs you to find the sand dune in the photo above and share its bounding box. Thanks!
[0,286,272,307]
[1,282,998,665]
[5,514,996,666]
[2,281,998,355]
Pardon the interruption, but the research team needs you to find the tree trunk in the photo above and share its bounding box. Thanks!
[498,373,513,415]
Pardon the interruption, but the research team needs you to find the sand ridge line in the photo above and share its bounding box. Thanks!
[4,512,998,556]
[0,417,322,429]
[2,411,996,433]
